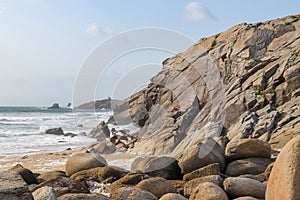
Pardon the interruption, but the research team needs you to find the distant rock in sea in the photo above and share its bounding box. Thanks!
[75,98,121,110]
[47,103,60,109]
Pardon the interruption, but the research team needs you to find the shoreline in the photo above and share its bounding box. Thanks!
[0,147,138,173]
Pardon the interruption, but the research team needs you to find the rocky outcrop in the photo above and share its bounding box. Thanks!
[111,14,300,156]
[75,98,120,110]
[266,135,300,200]
[89,121,110,139]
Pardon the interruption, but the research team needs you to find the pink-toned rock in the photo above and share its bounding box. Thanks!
[266,135,300,200]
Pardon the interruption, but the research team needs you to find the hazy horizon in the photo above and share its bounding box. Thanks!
[1,0,300,106]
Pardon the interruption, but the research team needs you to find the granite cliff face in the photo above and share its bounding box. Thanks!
[113,15,300,156]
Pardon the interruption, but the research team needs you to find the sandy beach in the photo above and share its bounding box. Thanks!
[0,148,138,173]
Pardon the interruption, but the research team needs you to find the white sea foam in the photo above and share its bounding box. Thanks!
[0,107,114,155]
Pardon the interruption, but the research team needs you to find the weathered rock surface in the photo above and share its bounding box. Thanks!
[37,171,67,183]
[159,193,188,200]
[135,177,176,198]
[183,163,220,181]
[131,156,181,180]
[224,177,266,199]
[266,135,300,200]
[89,121,110,139]
[88,140,116,154]
[178,138,226,174]
[108,173,150,193]
[110,14,300,156]
[0,171,33,200]
[189,182,228,200]
[184,175,223,197]
[10,164,38,184]
[58,193,110,200]
[31,177,89,197]
[225,157,273,176]
[65,153,107,176]
[32,186,57,200]
[225,139,271,160]
[111,187,158,200]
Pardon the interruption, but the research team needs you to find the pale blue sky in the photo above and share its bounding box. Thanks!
[0,0,299,106]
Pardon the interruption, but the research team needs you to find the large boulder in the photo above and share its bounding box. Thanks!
[111,187,158,200]
[225,158,273,176]
[58,193,110,200]
[189,182,228,200]
[135,177,176,198]
[178,138,226,174]
[10,164,38,184]
[225,139,271,160]
[131,156,181,180]
[266,135,300,200]
[159,193,188,200]
[0,171,33,200]
[32,186,57,200]
[183,163,220,181]
[46,127,64,135]
[88,140,116,154]
[224,177,266,199]
[97,166,128,183]
[31,177,89,197]
[65,153,107,176]
[184,175,223,197]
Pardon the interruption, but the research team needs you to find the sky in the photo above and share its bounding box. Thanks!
[0,0,300,106]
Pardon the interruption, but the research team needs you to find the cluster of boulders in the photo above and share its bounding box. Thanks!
[88,121,138,154]
[1,135,299,199]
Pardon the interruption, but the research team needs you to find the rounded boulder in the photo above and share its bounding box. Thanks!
[65,153,107,176]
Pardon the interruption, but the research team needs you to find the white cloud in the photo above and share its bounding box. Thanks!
[184,2,216,21]
[0,7,8,14]
[86,23,113,37]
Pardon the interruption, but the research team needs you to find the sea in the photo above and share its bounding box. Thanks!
[0,106,136,155]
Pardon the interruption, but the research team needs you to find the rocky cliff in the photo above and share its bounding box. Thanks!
[113,14,300,157]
